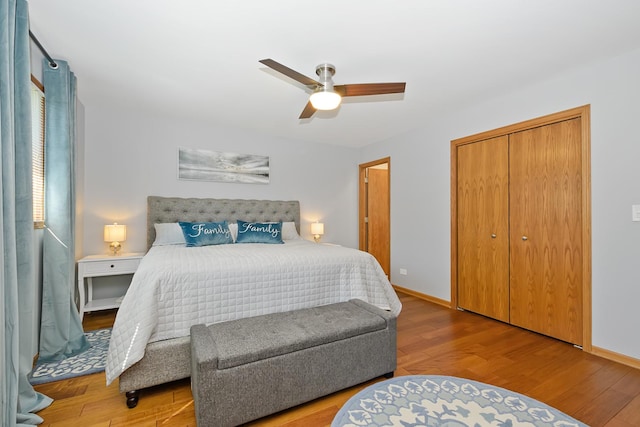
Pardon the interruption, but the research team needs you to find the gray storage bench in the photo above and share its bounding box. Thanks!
[190,299,397,427]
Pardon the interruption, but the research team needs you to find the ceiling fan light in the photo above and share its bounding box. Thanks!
[309,90,341,110]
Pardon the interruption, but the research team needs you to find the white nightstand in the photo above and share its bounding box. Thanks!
[77,252,144,320]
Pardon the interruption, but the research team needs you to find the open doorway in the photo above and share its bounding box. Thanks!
[359,157,390,277]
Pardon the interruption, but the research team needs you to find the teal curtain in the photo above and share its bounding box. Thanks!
[38,59,89,361]
[1,0,53,425]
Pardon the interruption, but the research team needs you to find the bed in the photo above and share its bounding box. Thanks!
[105,196,402,407]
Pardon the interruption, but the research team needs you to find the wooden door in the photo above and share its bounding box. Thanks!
[359,158,390,278]
[457,136,510,322]
[509,118,583,345]
[367,167,390,276]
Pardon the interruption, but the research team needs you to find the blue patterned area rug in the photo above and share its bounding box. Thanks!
[29,328,111,385]
[332,375,588,427]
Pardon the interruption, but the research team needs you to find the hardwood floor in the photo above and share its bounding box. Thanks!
[33,292,640,426]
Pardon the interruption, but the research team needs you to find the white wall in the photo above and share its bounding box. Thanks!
[361,47,640,360]
[82,105,361,256]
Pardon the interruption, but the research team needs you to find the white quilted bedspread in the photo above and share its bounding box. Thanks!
[105,240,401,385]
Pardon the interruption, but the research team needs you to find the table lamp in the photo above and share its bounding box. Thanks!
[311,222,324,243]
[104,223,126,255]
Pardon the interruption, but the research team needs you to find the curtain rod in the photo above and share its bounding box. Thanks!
[29,30,58,69]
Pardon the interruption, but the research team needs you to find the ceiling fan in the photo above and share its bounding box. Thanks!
[259,59,406,119]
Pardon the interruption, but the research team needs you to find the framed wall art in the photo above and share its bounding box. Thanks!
[178,147,270,184]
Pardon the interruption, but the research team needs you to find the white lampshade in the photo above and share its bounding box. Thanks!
[311,222,324,236]
[309,90,341,111]
[104,223,127,242]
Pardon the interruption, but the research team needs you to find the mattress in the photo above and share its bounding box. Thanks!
[105,240,401,385]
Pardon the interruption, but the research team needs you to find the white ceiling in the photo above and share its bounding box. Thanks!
[28,0,640,148]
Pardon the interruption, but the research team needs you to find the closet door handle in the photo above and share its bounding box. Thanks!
[491,234,497,238]
[522,236,528,241]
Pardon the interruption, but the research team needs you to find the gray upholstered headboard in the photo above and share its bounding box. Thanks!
[147,196,301,250]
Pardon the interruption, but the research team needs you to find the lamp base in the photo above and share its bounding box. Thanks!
[313,235,321,243]
[109,241,122,255]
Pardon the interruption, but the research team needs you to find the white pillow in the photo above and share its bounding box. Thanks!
[153,223,186,246]
[282,221,302,241]
[229,223,238,242]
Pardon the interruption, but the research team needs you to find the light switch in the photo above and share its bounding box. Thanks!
[633,205,640,222]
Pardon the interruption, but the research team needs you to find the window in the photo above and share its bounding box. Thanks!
[31,76,45,228]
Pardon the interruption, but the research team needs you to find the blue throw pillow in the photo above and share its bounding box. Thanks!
[236,220,284,244]
[178,221,234,247]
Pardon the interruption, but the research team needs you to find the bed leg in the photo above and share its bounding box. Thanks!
[126,390,139,408]
[383,372,394,379]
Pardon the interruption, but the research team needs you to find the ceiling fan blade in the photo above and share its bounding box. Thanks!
[299,100,317,119]
[334,82,406,97]
[259,59,320,88]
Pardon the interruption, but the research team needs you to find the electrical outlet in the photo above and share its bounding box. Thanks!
[633,205,640,222]
[399,268,407,275]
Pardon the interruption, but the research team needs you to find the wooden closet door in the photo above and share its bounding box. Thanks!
[509,118,583,345]
[457,136,510,322]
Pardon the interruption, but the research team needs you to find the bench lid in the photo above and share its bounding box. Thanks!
[205,301,388,369]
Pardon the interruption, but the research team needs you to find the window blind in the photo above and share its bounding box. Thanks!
[31,79,45,227]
